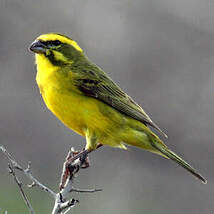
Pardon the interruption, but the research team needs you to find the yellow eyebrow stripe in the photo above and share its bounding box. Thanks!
[52,50,73,64]
[36,33,83,52]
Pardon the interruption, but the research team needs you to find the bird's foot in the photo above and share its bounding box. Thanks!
[59,144,103,190]
[59,149,90,190]
[79,151,90,168]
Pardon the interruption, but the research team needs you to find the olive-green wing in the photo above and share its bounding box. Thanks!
[73,66,167,138]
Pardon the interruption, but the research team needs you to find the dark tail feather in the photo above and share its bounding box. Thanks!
[147,120,168,139]
[151,140,207,184]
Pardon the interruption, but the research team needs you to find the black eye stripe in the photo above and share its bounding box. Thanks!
[51,40,62,46]
[40,40,62,46]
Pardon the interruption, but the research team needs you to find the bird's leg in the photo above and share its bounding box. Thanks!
[60,149,80,190]
[59,144,103,190]
[80,143,103,168]
[68,143,103,167]
[77,130,101,168]
[80,150,90,168]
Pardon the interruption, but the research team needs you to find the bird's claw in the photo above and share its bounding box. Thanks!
[59,149,90,190]
[80,152,90,168]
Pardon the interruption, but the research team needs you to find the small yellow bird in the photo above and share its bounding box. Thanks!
[29,33,206,183]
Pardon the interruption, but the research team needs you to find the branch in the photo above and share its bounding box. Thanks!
[71,187,102,193]
[8,164,35,214]
[52,147,95,214]
[0,145,55,198]
[0,144,102,214]
[0,208,8,214]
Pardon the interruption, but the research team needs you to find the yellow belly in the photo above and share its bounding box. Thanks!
[41,87,95,136]
[40,84,125,140]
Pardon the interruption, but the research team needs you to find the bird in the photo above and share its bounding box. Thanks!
[29,33,206,184]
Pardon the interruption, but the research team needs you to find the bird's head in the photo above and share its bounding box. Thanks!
[29,33,83,66]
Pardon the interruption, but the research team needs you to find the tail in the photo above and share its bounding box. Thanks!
[151,140,207,184]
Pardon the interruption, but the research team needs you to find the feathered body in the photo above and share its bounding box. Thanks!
[30,33,206,183]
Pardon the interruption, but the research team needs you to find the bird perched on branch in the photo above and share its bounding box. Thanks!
[29,33,206,184]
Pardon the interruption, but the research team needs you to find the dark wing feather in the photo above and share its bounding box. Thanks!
[73,65,167,138]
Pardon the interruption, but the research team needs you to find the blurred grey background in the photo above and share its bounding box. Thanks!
[0,0,213,213]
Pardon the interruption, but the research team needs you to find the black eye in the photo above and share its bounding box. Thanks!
[51,40,62,46]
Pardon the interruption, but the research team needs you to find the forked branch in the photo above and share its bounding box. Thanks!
[0,145,101,214]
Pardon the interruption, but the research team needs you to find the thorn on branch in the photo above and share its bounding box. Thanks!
[28,182,36,188]
[26,161,32,172]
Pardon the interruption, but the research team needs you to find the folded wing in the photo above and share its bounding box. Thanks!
[73,64,167,138]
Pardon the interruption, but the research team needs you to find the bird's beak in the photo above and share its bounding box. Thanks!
[29,40,46,54]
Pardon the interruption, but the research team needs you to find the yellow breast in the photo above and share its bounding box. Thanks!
[35,54,115,137]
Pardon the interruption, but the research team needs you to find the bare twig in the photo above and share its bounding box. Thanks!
[8,164,35,214]
[0,144,102,214]
[71,187,102,193]
[0,145,56,198]
[24,162,56,198]
[52,148,90,214]
[0,208,8,214]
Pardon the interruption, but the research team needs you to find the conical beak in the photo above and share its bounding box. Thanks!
[29,40,46,54]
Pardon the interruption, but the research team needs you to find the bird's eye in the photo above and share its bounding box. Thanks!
[50,40,62,46]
